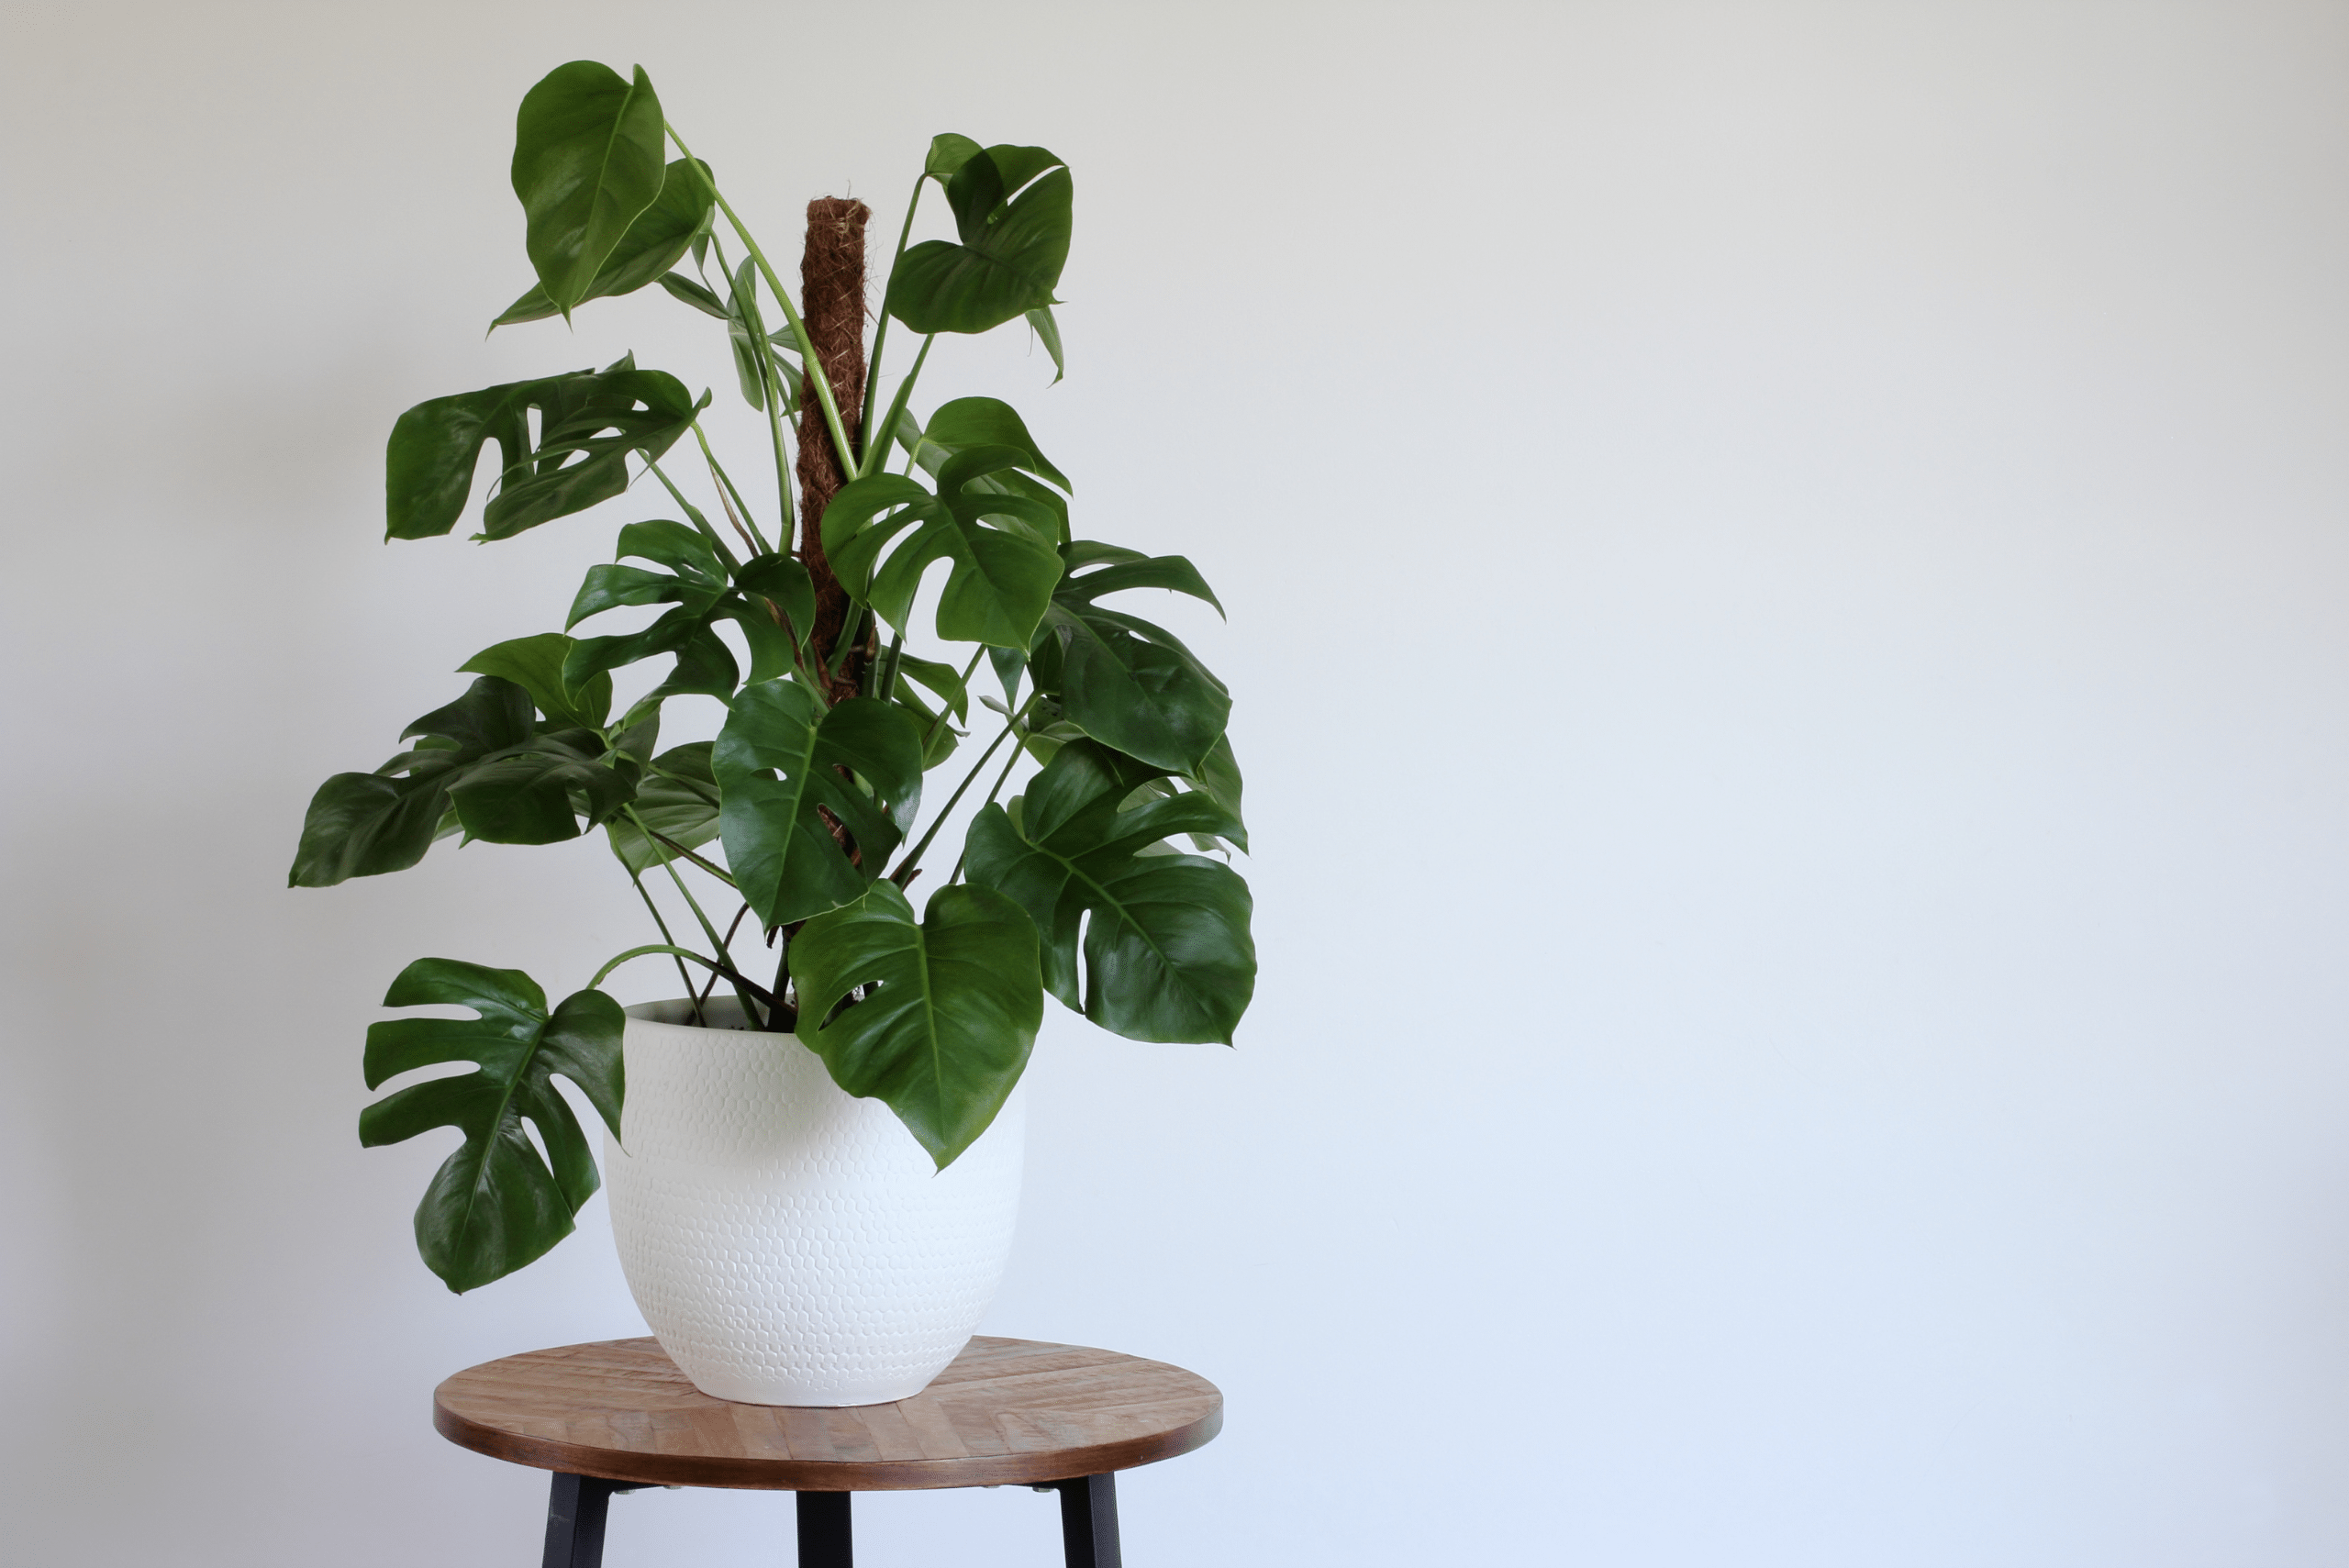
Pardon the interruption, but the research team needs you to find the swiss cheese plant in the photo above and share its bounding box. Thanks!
[292,61,1254,1292]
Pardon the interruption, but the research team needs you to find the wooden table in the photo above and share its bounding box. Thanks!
[434,1335,1224,1568]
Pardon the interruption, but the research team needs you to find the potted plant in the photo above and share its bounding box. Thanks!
[292,60,1255,1406]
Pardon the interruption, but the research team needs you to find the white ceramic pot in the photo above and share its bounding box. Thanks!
[602,997,1026,1406]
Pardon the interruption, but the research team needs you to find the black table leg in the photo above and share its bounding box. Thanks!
[1055,1473,1121,1568]
[796,1490,853,1568]
[542,1474,652,1568]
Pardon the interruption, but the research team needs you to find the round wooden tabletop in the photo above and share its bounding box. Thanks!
[433,1336,1223,1491]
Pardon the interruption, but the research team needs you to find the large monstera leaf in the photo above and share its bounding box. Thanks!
[494,157,714,327]
[790,882,1043,1167]
[714,680,925,929]
[821,446,1064,649]
[963,739,1254,1043]
[386,357,705,542]
[360,959,624,1293]
[510,61,668,315]
[1031,542,1231,773]
[885,144,1072,337]
[289,674,638,886]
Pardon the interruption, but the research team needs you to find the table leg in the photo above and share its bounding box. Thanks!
[796,1490,853,1568]
[1054,1474,1121,1568]
[541,1474,649,1568]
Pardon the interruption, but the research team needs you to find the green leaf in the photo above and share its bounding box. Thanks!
[606,742,721,873]
[511,61,667,314]
[445,730,633,845]
[458,633,613,730]
[924,132,984,180]
[821,455,1063,649]
[1030,553,1231,773]
[659,271,729,318]
[790,882,1042,1168]
[885,146,1072,336]
[290,678,529,885]
[360,959,623,1293]
[290,677,640,884]
[493,159,714,327]
[921,397,1070,491]
[385,362,702,541]
[1026,306,1064,383]
[715,680,926,928]
[963,740,1254,1043]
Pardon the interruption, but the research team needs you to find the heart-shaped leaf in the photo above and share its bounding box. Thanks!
[963,739,1254,1043]
[493,158,713,327]
[511,61,668,314]
[885,145,1072,336]
[790,882,1043,1167]
[715,680,926,928]
[359,959,623,1292]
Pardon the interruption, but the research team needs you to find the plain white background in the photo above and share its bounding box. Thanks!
[5,2,2347,1563]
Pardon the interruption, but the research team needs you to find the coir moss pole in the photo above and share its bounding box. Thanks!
[796,196,873,700]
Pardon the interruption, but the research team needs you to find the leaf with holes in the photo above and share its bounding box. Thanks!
[963,739,1253,1043]
[359,958,623,1292]
[715,679,925,928]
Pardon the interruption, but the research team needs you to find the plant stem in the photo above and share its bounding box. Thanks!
[626,865,705,1025]
[664,119,859,477]
[918,647,987,751]
[647,459,740,570]
[727,278,798,552]
[860,335,934,482]
[697,902,752,1009]
[628,803,761,1025]
[858,176,926,453]
[874,624,907,707]
[888,693,1036,884]
[691,423,772,556]
[948,720,1036,885]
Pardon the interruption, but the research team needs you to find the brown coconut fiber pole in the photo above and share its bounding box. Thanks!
[796,196,873,701]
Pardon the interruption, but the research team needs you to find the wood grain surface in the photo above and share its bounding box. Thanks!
[433,1336,1223,1490]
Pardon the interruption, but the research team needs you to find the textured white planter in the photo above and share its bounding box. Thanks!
[603,997,1025,1407]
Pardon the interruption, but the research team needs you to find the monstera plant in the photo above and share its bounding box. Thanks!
[294,61,1253,1293]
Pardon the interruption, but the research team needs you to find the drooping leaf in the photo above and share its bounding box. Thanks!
[714,680,925,928]
[790,882,1042,1167]
[1028,549,1230,773]
[289,677,639,884]
[493,158,714,327]
[963,740,1254,1043]
[359,959,623,1292]
[885,145,1072,336]
[385,361,703,541]
[510,61,668,314]
[458,633,613,730]
[1026,306,1065,383]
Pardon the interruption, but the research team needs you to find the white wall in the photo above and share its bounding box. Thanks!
[6,3,2348,1563]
